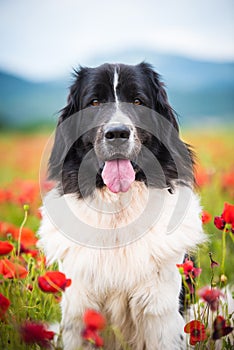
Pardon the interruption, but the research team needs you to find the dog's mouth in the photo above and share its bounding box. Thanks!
[101,159,135,193]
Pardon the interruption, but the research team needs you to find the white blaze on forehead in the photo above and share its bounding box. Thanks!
[111,66,132,124]
[110,66,134,155]
[113,67,119,105]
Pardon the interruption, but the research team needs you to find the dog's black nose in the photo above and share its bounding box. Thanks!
[105,124,130,140]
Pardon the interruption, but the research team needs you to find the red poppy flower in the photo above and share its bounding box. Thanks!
[222,170,234,197]
[82,327,104,347]
[212,316,233,340]
[184,320,207,345]
[0,222,17,238]
[0,189,13,203]
[83,309,106,331]
[176,259,202,279]
[20,321,54,348]
[221,203,234,224]
[195,166,211,187]
[0,258,28,279]
[222,170,234,188]
[38,271,72,293]
[20,243,38,257]
[0,241,14,255]
[0,222,37,248]
[15,180,40,206]
[214,202,234,232]
[214,216,226,230]
[198,287,223,311]
[0,293,10,319]
[13,227,38,248]
[201,211,212,224]
[27,284,33,292]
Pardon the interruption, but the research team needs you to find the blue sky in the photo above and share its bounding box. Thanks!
[0,0,233,81]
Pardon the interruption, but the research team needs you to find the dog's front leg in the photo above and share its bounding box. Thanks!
[142,311,186,350]
[61,317,84,350]
[60,290,99,350]
[129,270,186,350]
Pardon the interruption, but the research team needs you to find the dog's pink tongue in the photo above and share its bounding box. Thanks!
[102,159,135,193]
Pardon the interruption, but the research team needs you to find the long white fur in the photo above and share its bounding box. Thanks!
[38,182,205,350]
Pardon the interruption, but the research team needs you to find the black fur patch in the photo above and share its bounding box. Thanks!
[49,62,195,198]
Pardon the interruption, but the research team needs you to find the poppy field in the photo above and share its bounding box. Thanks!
[0,128,233,349]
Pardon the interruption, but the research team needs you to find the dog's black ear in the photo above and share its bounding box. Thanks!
[48,67,85,181]
[151,73,179,131]
[155,78,179,132]
[139,62,179,131]
[139,62,195,187]
[149,68,196,185]
[58,66,87,122]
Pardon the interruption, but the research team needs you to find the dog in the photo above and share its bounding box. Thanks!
[38,62,206,349]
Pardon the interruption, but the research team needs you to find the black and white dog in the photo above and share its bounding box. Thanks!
[38,63,205,349]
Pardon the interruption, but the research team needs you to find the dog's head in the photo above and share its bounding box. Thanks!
[49,62,194,197]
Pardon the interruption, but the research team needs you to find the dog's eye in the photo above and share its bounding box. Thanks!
[133,98,142,106]
[91,99,100,107]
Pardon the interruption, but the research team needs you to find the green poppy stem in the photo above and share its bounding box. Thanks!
[220,225,227,276]
[17,204,29,256]
[110,326,131,350]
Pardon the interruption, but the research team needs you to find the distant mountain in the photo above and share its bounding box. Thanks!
[0,50,233,127]
[86,49,234,90]
[0,72,67,127]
